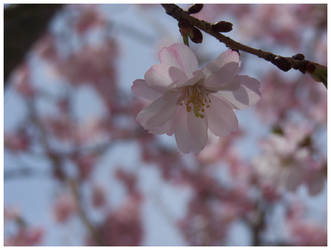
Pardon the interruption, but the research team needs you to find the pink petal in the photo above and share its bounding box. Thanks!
[203,62,240,91]
[144,64,188,91]
[137,91,180,131]
[306,170,325,196]
[146,118,175,135]
[187,111,208,150]
[216,75,261,109]
[206,94,238,137]
[203,49,240,78]
[169,67,188,84]
[131,79,162,101]
[174,106,208,153]
[172,70,203,88]
[159,43,198,77]
[144,64,174,92]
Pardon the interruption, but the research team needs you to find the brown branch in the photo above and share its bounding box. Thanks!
[161,4,327,88]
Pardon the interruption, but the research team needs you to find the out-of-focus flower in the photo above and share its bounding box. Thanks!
[252,124,325,194]
[4,130,30,152]
[72,153,97,181]
[91,184,106,208]
[288,220,327,246]
[5,227,44,246]
[4,207,21,222]
[285,200,327,246]
[91,196,143,246]
[53,193,77,223]
[132,43,261,153]
[255,71,297,124]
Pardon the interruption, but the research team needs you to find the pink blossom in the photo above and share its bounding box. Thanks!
[287,219,327,246]
[4,130,30,152]
[252,124,325,194]
[132,43,261,153]
[53,193,77,223]
[5,227,44,246]
[91,184,106,208]
[90,196,143,246]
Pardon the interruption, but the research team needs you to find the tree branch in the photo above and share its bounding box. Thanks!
[26,98,103,245]
[161,4,327,88]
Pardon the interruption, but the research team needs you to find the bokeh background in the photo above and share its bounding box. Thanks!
[4,4,327,246]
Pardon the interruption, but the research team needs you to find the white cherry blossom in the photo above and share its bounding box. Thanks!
[132,43,261,153]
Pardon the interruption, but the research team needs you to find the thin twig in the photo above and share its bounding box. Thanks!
[27,98,103,245]
[161,4,327,87]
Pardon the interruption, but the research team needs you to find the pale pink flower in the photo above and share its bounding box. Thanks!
[132,43,261,153]
[287,219,327,246]
[253,124,325,194]
[53,193,77,223]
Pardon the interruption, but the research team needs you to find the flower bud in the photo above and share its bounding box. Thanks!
[292,53,305,60]
[212,21,233,33]
[178,19,193,36]
[189,27,203,43]
[188,4,203,14]
[273,57,292,72]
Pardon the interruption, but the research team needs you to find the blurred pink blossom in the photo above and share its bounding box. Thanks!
[91,196,143,246]
[287,219,327,246]
[91,184,107,208]
[53,193,77,223]
[253,124,325,194]
[5,130,30,152]
[5,227,44,246]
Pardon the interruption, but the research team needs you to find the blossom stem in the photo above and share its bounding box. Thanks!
[183,34,189,46]
[161,4,327,88]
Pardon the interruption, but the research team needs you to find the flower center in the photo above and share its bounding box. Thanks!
[178,85,211,118]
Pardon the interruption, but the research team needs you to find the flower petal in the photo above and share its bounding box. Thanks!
[144,64,174,92]
[137,91,180,130]
[203,62,240,91]
[146,117,175,135]
[216,75,261,109]
[187,111,208,151]
[132,79,162,101]
[159,43,198,77]
[168,66,188,84]
[174,106,208,153]
[203,49,240,78]
[172,70,204,88]
[206,94,238,137]
[144,64,189,92]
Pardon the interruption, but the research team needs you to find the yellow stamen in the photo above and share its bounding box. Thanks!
[180,85,211,118]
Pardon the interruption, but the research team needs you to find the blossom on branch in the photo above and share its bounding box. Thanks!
[132,43,261,153]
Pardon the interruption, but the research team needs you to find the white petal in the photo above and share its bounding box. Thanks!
[137,91,180,131]
[132,79,162,101]
[144,64,174,92]
[215,75,261,109]
[187,111,208,151]
[144,64,189,92]
[159,43,198,77]
[172,70,203,88]
[203,62,240,91]
[203,49,240,78]
[168,67,188,84]
[174,107,208,153]
[206,94,238,137]
[146,117,175,135]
